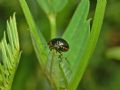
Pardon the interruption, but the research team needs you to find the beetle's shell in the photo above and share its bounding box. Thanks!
[48,38,69,53]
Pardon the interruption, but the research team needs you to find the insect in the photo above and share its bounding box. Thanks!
[47,38,71,89]
[48,38,69,53]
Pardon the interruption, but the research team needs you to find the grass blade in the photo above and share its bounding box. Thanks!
[19,0,48,68]
[63,0,89,39]
[68,0,107,90]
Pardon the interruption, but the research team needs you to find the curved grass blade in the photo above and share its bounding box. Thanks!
[62,0,90,69]
[63,0,89,40]
[68,0,107,90]
[19,0,49,69]
[64,21,90,68]
[60,0,90,89]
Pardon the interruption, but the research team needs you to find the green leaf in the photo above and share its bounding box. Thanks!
[0,14,21,90]
[63,0,89,39]
[65,21,90,67]
[46,51,71,89]
[62,0,90,68]
[67,0,107,90]
[19,0,48,69]
[37,0,68,14]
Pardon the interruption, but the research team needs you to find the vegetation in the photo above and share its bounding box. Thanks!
[0,0,120,90]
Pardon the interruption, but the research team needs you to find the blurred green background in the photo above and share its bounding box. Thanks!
[0,0,120,90]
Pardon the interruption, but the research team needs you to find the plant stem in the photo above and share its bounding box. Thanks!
[48,13,57,39]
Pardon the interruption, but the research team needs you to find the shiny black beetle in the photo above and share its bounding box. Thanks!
[48,38,69,53]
